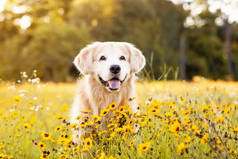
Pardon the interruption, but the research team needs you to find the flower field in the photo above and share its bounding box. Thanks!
[0,78,238,159]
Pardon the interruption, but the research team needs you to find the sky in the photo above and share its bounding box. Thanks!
[170,0,238,25]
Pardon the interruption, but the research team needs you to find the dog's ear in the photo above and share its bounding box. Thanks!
[73,43,99,75]
[124,43,146,73]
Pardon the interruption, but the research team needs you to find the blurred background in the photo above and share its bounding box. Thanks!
[0,0,238,82]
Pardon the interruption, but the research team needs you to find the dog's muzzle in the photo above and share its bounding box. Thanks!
[99,75,127,91]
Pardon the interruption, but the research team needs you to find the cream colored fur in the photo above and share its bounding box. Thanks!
[70,42,145,142]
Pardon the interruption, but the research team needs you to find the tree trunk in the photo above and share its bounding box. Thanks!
[179,34,186,80]
[225,19,234,79]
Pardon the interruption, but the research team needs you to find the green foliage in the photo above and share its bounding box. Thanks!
[0,22,92,81]
[0,0,238,81]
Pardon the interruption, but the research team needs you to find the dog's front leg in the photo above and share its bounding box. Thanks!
[128,98,140,133]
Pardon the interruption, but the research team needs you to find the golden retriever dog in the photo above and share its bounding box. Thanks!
[70,41,145,142]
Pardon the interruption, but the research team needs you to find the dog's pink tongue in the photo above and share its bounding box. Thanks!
[108,80,120,90]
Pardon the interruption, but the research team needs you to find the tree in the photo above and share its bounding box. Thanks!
[0,22,92,81]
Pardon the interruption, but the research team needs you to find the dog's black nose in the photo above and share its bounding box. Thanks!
[110,65,121,74]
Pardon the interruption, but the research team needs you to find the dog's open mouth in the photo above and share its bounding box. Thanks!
[99,75,127,91]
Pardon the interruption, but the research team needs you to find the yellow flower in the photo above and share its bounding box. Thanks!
[80,110,92,114]
[151,99,162,108]
[7,155,13,159]
[129,138,136,147]
[0,153,5,159]
[123,125,134,133]
[14,96,22,103]
[168,121,182,133]
[138,117,148,127]
[122,134,127,141]
[118,105,129,112]
[201,133,209,144]
[177,143,187,154]
[185,136,191,144]
[54,125,62,132]
[38,142,46,150]
[41,132,52,140]
[148,107,159,115]
[70,123,78,128]
[98,130,107,136]
[100,108,109,117]
[137,142,151,153]
[75,115,83,120]
[58,154,69,159]
[24,123,31,129]
[179,96,185,102]
[165,112,173,118]
[99,152,105,159]
[216,138,221,144]
[109,156,117,159]
[84,138,93,149]
[107,123,116,129]
[29,100,34,104]
[81,147,89,152]
[215,117,225,123]
[232,127,238,132]
[170,101,176,106]
[40,153,49,159]
[55,114,64,119]
[91,115,101,122]
[109,102,117,110]
[0,142,4,150]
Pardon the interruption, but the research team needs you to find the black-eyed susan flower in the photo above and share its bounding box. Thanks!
[98,130,107,136]
[215,117,225,123]
[91,115,101,122]
[75,115,83,120]
[28,100,34,105]
[80,110,92,114]
[81,147,89,152]
[185,136,191,144]
[177,142,187,154]
[24,123,31,129]
[137,142,151,153]
[58,154,69,159]
[129,138,136,147]
[138,117,148,127]
[38,142,46,150]
[54,125,62,132]
[201,133,209,144]
[40,153,49,159]
[0,153,5,159]
[55,114,64,120]
[98,152,105,159]
[100,108,109,117]
[232,127,238,132]
[148,107,159,115]
[14,96,22,103]
[179,96,185,102]
[151,99,162,109]
[107,123,116,129]
[41,132,52,140]
[109,102,117,110]
[168,121,182,133]
[70,123,78,128]
[122,134,127,141]
[84,138,93,149]
[0,142,4,150]
[108,156,117,159]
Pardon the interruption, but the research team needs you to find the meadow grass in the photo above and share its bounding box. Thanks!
[0,78,238,159]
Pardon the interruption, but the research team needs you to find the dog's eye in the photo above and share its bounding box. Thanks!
[119,56,126,61]
[99,56,106,61]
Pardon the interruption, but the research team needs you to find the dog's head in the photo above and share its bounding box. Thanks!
[74,42,145,91]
